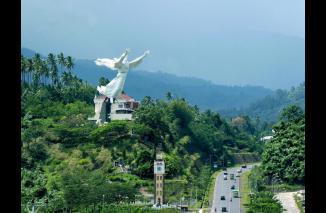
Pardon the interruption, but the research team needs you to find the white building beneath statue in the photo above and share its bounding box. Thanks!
[88,93,139,124]
[110,93,139,120]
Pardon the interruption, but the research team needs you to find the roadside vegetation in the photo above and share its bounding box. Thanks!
[240,170,251,211]
[243,105,305,213]
[293,193,305,213]
[205,170,221,209]
[21,53,267,212]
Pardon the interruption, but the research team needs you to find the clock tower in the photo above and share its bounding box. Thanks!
[154,153,165,206]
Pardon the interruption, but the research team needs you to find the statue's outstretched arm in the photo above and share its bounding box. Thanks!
[117,49,130,64]
[95,58,117,70]
[129,50,150,69]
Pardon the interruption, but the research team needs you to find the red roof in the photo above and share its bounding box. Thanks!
[118,93,134,101]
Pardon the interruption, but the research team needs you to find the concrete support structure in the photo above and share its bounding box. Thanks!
[88,93,139,124]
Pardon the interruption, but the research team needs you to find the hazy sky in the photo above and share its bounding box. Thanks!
[22,0,305,89]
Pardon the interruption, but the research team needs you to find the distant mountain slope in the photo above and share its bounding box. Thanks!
[22,47,274,111]
[70,59,275,111]
[21,47,39,58]
[219,82,305,122]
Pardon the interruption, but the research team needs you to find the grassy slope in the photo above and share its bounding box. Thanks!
[240,170,251,212]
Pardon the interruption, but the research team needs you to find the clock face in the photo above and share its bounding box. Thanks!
[154,161,165,174]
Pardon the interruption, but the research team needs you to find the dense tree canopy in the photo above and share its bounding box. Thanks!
[21,52,264,212]
[261,105,305,184]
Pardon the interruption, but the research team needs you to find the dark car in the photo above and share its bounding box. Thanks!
[231,185,235,190]
[220,196,226,200]
[242,165,247,169]
[222,207,227,212]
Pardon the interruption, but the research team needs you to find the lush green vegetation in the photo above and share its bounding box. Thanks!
[243,105,305,212]
[245,191,283,213]
[220,82,305,123]
[293,193,305,213]
[240,170,251,211]
[261,105,305,185]
[21,52,270,212]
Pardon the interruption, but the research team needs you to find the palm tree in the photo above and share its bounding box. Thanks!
[65,56,74,73]
[57,52,65,76]
[61,71,72,87]
[41,60,50,85]
[32,53,42,86]
[47,53,58,86]
[26,58,34,85]
[21,55,26,83]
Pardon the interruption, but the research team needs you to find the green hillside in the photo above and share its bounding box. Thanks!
[21,53,264,212]
[219,82,305,123]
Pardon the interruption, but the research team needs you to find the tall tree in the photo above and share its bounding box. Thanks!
[57,53,65,76]
[98,77,110,86]
[41,59,49,85]
[261,105,305,184]
[21,55,26,83]
[280,104,304,123]
[26,58,34,85]
[166,91,172,101]
[47,53,59,86]
[65,56,74,73]
[61,71,72,87]
[32,53,42,86]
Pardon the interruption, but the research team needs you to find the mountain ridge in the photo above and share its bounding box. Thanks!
[22,47,275,111]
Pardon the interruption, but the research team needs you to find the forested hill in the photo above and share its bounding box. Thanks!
[21,51,265,211]
[219,82,305,123]
[22,47,274,111]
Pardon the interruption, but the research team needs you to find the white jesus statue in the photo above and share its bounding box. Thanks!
[95,49,149,103]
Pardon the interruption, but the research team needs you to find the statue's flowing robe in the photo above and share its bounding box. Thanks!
[95,50,149,102]
[97,71,128,101]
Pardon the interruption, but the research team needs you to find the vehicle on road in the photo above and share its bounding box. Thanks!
[232,189,239,198]
[223,174,227,180]
[220,195,225,200]
[230,173,234,180]
[237,168,242,173]
[242,164,247,168]
[221,207,227,212]
[236,173,240,177]
[223,171,228,175]
[231,185,235,190]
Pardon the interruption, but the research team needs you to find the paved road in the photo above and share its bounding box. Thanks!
[210,165,253,213]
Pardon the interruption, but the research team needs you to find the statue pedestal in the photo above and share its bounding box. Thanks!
[88,93,140,125]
